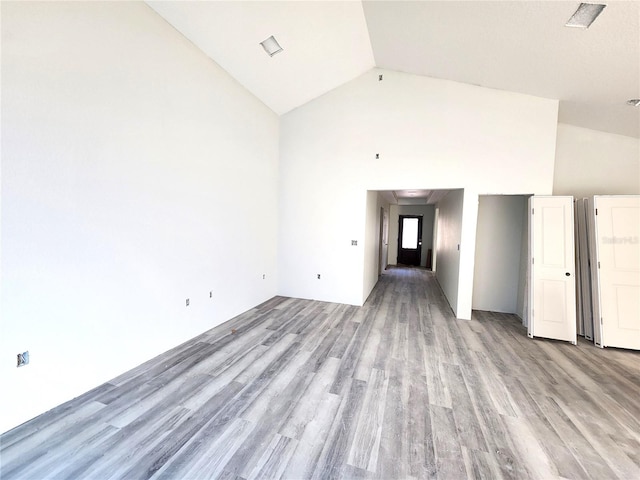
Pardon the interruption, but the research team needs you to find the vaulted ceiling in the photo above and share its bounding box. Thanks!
[148,1,640,138]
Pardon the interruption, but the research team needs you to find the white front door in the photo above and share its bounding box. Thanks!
[528,196,577,344]
[592,196,640,349]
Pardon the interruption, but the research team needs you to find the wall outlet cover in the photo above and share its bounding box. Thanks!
[17,351,29,367]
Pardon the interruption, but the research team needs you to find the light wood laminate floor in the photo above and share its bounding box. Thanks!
[1,267,639,479]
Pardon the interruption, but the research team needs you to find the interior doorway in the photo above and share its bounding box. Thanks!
[432,207,439,272]
[398,215,423,266]
[387,204,436,269]
[363,189,452,311]
[472,195,530,320]
[378,207,389,275]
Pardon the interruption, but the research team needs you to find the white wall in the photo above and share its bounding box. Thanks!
[516,198,530,322]
[554,123,640,198]
[472,195,527,314]
[435,190,464,316]
[278,68,558,310]
[0,2,279,433]
[387,204,435,268]
[363,192,390,303]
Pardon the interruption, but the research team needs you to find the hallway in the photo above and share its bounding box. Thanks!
[1,267,639,479]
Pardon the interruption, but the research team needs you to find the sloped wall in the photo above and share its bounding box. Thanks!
[1,2,279,433]
[554,123,640,197]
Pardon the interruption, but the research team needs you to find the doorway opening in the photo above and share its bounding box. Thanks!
[387,202,439,271]
[398,215,423,266]
[364,189,456,311]
[472,195,530,321]
[378,207,389,275]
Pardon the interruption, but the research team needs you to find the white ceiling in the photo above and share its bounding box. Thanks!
[147,1,375,115]
[380,189,450,205]
[148,1,640,138]
[365,1,640,138]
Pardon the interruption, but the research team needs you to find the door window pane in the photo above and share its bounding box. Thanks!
[402,218,418,249]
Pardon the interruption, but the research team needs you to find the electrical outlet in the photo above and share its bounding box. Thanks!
[186,298,190,307]
[317,274,321,279]
[209,291,213,298]
[17,351,29,367]
[351,240,357,246]
[262,274,266,279]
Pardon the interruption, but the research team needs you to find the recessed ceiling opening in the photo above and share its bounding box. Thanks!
[565,3,606,28]
[379,189,451,206]
[260,35,283,57]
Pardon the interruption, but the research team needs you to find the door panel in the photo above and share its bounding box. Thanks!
[397,215,422,266]
[528,196,577,344]
[615,286,639,330]
[541,206,566,266]
[541,280,567,323]
[593,196,640,349]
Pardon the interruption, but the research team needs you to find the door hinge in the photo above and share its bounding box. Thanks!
[598,261,600,269]
[532,257,534,264]
[532,208,534,215]
[601,317,603,325]
[595,208,598,215]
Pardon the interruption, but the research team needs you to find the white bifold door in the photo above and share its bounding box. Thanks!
[528,196,577,344]
[589,195,640,350]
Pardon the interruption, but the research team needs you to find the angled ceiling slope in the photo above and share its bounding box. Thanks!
[147,1,375,115]
[148,1,640,138]
[364,1,640,138]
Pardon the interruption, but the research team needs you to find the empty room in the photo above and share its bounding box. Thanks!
[1,1,639,479]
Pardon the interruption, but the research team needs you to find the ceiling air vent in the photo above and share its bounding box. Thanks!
[260,35,283,57]
[565,3,606,28]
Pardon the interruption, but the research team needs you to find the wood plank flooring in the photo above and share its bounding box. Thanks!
[2,266,639,479]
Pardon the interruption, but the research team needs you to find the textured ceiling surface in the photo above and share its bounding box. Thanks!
[148,1,640,138]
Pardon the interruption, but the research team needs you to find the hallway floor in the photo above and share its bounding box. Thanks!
[1,267,639,479]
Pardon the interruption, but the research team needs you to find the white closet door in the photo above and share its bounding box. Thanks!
[528,196,577,344]
[592,196,640,350]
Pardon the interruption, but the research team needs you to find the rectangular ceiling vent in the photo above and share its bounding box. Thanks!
[565,3,606,28]
[260,35,283,57]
